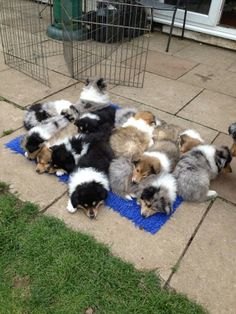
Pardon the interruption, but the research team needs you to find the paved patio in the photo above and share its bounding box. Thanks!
[0,32,236,314]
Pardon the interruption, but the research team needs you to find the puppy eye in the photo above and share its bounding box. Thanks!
[84,204,88,208]
[136,169,140,173]
[80,127,83,131]
[92,201,96,206]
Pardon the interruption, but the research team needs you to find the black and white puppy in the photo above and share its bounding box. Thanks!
[228,122,236,157]
[67,132,114,219]
[75,106,116,133]
[21,116,69,160]
[24,100,72,130]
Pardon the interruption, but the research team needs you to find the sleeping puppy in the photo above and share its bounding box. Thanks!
[67,132,114,219]
[173,145,232,202]
[75,106,116,133]
[21,116,69,160]
[61,78,111,122]
[24,99,72,130]
[137,173,177,217]
[114,107,137,128]
[178,129,204,154]
[132,151,171,184]
[153,121,183,142]
[110,111,156,159]
[228,122,236,157]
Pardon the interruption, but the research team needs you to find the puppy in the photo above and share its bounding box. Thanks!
[149,140,180,169]
[67,133,114,219]
[21,116,69,160]
[24,100,72,130]
[137,173,177,217]
[114,107,137,128]
[110,111,156,159]
[61,78,110,122]
[173,145,232,202]
[109,157,135,199]
[179,129,204,154]
[153,122,183,142]
[132,151,171,184]
[75,106,116,133]
[228,122,236,157]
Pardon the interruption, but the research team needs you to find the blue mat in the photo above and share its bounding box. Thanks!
[5,135,183,234]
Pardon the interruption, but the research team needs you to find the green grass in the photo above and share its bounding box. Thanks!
[1,129,14,137]
[0,184,207,314]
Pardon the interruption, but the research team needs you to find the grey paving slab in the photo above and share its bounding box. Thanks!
[169,199,236,314]
[145,50,197,79]
[110,92,218,143]
[43,82,83,104]
[0,101,24,134]
[228,61,236,73]
[178,63,236,98]
[0,53,8,71]
[211,133,236,204]
[0,130,67,209]
[177,89,236,133]
[175,42,236,70]
[111,72,203,114]
[0,69,76,107]
[46,195,208,280]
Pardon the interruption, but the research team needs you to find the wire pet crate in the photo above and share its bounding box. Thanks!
[0,0,151,88]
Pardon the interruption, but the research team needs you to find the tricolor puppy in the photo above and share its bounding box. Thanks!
[67,134,114,219]
[173,145,232,202]
[179,129,204,154]
[132,150,171,184]
[61,78,110,122]
[134,173,177,217]
[75,106,116,133]
[24,99,72,130]
[21,116,69,160]
[228,122,236,157]
[110,111,156,159]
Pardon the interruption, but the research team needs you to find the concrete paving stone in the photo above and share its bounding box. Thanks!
[175,42,236,70]
[0,101,24,134]
[148,32,192,54]
[211,133,236,204]
[177,89,236,133]
[46,54,71,77]
[43,82,83,104]
[178,63,236,98]
[228,61,236,73]
[0,130,67,209]
[46,195,208,280]
[169,199,236,314]
[111,72,203,114]
[0,68,76,107]
[0,53,8,71]
[145,50,197,79]
[110,92,218,143]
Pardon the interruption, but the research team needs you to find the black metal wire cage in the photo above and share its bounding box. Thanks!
[0,0,151,87]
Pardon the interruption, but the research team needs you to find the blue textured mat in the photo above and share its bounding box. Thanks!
[5,135,183,234]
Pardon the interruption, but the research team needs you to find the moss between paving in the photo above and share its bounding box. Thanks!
[0,183,207,314]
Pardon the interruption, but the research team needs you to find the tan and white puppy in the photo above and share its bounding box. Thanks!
[179,129,204,154]
[110,111,156,159]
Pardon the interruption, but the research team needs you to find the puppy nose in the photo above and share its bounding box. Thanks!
[141,213,147,218]
[36,168,40,173]
[132,178,137,184]
[89,211,95,219]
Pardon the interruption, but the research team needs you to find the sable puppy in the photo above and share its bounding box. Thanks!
[153,122,183,142]
[110,111,156,159]
[179,129,204,154]
[24,99,72,130]
[75,106,116,133]
[173,145,232,202]
[228,122,236,157]
[132,151,171,184]
[21,116,69,160]
[67,132,114,219]
[61,78,110,122]
[138,173,177,217]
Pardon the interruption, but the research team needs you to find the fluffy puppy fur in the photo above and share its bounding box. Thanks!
[61,78,110,122]
[24,100,72,130]
[67,133,114,219]
[228,122,236,157]
[153,121,183,142]
[75,106,116,133]
[138,173,177,217]
[132,151,171,184]
[114,107,137,128]
[109,157,135,199]
[173,145,232,202]
[110,111,156,159]
[179,129,204,154]
[21,116,69,160]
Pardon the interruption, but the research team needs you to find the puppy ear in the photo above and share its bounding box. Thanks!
[97,78,106,91]
[150,159,161,174]
[141,186,155,200]
[71,190,78,209]
[85,78,90,86]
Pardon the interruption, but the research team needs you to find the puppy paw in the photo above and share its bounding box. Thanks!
[24,152,29,158]
[67,200,77,213]
[125,194,133,200]
[207,190,218,200]
[56,170,66,176]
